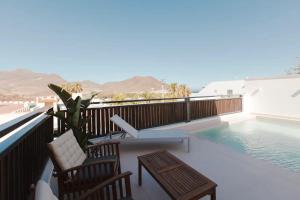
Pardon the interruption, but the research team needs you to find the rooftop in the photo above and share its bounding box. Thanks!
[1,94,300,200]
[47,113,300,200]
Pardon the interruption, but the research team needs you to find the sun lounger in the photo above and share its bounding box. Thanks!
[110,115,189,152]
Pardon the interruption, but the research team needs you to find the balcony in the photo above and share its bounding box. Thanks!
[2,96,300,200]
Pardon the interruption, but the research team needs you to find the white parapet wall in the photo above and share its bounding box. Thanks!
[197,75,300,120]
[243,75,300,119]
[197,80,245,96]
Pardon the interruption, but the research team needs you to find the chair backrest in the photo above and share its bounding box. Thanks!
[110,115,138,138]
[48,129,86,171]
[35,180,58,200]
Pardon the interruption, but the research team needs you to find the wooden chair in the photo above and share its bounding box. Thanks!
[47,130,121,199]
[33,172,132,200]
[79,172,133,200]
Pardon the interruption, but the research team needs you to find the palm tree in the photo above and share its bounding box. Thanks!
[178,84,191,97]
[61,83,83,93]
[168,83,178,97]
[73,83,83,93]
[167,83,191,98]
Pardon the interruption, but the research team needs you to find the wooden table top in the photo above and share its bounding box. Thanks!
[138,150,217,200]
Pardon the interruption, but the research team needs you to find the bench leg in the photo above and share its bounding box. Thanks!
[211,188,216,200]
[138,160,142,186]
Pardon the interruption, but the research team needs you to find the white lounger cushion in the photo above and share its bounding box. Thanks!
[98,115,190,152]
[48,129,86,170]
[111,115,139,138]
[138,129,187,139]
[35,180,58,200]
[110,114,187,139]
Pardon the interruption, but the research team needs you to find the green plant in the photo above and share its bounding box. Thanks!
[61,82,83,93]
[167,83,191,98]
[47,83,97,150]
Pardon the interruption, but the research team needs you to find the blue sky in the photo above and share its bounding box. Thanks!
[1,0,300,88]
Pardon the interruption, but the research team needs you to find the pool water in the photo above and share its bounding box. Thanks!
[197,118,300,172]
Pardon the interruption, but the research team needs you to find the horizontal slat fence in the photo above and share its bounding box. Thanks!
[57,97,242,137]
[0,115,53,200]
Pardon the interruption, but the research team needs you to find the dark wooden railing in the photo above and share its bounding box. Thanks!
[57,96,242,137]
[0,110,42,138]
[190,98,243,120]
[0,114,53,200]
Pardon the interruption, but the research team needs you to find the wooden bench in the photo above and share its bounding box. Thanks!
[138,150,217,200]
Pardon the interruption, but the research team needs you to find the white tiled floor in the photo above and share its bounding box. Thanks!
[118,134,300,200]
[51,114,300,200]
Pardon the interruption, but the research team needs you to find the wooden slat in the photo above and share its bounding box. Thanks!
[92,109,96,137]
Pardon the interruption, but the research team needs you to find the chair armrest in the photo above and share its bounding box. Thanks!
[87,140,120,147]
[57,159,117,181]
[79,171,133,200]
[86,141,120,158]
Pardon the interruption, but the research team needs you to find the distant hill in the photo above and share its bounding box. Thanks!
[0,69,65,96]
[0,69,165,99]
[98,76,164,95]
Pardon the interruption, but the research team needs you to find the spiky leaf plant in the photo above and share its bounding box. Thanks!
[47,83,97,150]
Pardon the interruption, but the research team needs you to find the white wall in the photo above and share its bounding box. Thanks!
[197,80,245,96]
[198,75,300,119]
[243,76,300,118]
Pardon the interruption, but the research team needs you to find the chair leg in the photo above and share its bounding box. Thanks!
[138,160,142,186]
[211,188,216,200]
[118,160,122,174]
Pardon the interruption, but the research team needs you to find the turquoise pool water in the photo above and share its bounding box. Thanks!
[197,118,300,172]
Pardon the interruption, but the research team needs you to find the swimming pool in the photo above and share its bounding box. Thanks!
[197,118,300,172]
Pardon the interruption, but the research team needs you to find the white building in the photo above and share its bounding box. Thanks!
[197,75,300,119]
[197,80,245,97]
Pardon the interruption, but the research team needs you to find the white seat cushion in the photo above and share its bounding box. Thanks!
[35,180,58,200]
[48,129,86,170]
[110,115,139,138]
[138,129,187,139]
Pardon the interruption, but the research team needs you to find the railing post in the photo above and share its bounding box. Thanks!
[185,97,191,122]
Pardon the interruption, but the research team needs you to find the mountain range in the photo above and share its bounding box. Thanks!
[0,69,166,99]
